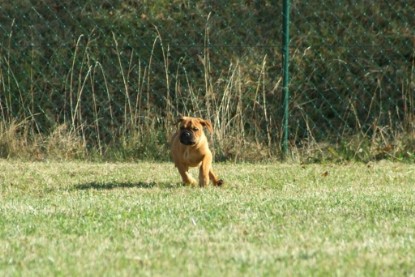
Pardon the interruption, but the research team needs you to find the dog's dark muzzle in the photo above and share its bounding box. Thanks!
[179,130,196,145]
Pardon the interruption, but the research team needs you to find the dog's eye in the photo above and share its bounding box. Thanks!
[192,127,199,131]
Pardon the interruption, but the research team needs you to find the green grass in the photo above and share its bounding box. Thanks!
[1,160,415,276]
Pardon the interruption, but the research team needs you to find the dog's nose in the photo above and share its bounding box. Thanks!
[181,130,191,139]
[180,130,195,145]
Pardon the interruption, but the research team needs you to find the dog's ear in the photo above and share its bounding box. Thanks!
[200,119,213,133]
[175,115,186,125]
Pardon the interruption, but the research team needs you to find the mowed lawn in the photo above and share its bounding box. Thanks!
[1,160,415,276]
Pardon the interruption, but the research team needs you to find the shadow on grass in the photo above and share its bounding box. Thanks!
[74,181,181,190]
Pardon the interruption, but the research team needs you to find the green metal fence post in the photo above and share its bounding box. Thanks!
[282,0,291,159]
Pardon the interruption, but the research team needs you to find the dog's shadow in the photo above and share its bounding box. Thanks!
[74,181,180,191]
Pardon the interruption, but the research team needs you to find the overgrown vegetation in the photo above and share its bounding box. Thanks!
[0,0,413,162]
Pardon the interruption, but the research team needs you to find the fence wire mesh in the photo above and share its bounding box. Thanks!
[0,1,414,161]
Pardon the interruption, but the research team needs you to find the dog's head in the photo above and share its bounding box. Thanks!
[176,116,213,146]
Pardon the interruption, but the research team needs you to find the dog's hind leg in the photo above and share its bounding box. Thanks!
[209,169,224,186]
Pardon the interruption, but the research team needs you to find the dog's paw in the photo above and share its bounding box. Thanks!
[187,179,198,187]
[216,179,224,186]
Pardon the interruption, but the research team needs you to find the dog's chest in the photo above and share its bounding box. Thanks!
[183,147,202,167]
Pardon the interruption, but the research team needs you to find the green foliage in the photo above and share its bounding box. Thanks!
[0,0,413,161]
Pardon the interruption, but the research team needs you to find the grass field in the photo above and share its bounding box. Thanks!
[1,160,415,276]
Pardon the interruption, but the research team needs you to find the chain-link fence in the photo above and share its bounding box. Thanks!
[289,1,414,161]
[0,1,414,161]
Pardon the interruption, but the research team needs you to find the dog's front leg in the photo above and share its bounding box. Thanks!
[177,164,197,186]
[199,157,211,187]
